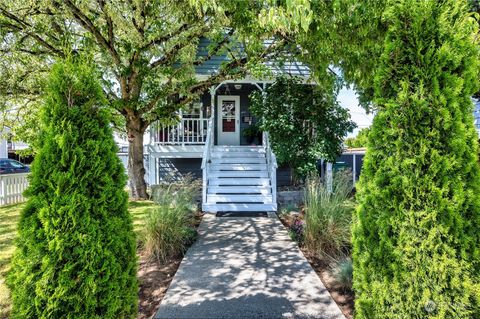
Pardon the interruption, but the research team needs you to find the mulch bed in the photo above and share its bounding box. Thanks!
[278,211,354,319]
[137,254,182,319]
[137,211,204,319]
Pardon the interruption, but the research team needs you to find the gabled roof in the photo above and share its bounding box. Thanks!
[194,37,311,78]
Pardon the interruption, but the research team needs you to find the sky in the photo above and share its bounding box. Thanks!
[337,87,374,138]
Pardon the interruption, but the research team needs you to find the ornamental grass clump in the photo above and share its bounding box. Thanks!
[7,57,137,319]
[304,171,353,258]
[141,177,199,263]
[352,0,480,317]
[331,257,353,292]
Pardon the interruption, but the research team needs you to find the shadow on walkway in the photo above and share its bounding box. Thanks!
[155,215,345,319]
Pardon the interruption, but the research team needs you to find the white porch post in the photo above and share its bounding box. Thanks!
[352,153,357,187]
[209,86,215,118]
[326,162,333,193]
[148,153,155,186]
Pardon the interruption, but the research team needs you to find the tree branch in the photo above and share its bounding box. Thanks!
[0,6,65,57]
[97,0,115,49]
[61,0,121,65]
[141,23,190,50]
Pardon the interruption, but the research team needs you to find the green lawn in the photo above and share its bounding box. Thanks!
[0,200,156,319]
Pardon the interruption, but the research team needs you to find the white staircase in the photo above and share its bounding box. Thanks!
[201,120,278,212]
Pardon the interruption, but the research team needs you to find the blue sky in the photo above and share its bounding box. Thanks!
[337,87,373,137]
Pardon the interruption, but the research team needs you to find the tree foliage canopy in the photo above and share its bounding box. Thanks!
[0,0,289,130]
[0,0,296,197]
[345,127,370,148]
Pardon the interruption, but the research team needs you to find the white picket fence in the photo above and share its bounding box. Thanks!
[0,173,29,206]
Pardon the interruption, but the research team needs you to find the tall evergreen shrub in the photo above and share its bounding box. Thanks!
[352,0,480,318]
[7,58,138,318]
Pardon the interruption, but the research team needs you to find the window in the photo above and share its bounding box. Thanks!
[9,160,25,168]
[0,160,9,168]
[183,101,203,118]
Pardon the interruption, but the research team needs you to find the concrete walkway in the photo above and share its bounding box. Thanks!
[155,214,345,319]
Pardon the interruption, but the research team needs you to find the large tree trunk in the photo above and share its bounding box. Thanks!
[126,116,149,200]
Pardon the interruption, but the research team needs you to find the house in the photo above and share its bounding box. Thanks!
[0,138,6,158]
[0,127,31,163]
[474,99,480,136]
[145,38,312,212]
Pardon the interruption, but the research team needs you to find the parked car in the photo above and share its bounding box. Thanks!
[0,158,30,174]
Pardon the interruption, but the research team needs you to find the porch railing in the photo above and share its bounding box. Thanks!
[201,117,214,204]
[263,131,278,208]
[151,118,209,145]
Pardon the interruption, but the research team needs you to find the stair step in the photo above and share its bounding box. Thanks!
[207,186,271,194]
[207,194,273,203]
[210,164,268,171]
[213,146,265,152]
[211,152,265,158]
[209,171,269,178]
[208,178,271,186]
[211,158,266,164]
[202,203,277,212]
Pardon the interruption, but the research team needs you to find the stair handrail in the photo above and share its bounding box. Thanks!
[201,116,214,204]
[263,131,278,209]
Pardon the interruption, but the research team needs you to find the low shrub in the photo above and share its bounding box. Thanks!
[331,257,353,292]
[303,171,353,258]
[288,217,305,244]
[141,177,200,263]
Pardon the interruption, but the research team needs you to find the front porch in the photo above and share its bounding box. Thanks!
[147,80,278,212]
[148,81,267,155]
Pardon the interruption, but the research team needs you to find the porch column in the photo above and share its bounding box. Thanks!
[209,86,215,118]
[326,162,333,193]
[147,153,155,186]
[353,153,357,187]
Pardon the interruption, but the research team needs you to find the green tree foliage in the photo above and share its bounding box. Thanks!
[262,0,388,111]
[250,76,355,177]
[7,57,137,318]
[352,0,480,317]
[0,0,290,198]
[344,127,370,148]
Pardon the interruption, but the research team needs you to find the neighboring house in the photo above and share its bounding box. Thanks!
[474,99,480,136]
[0,138,7,158]
[0,127,9,158]
[145,38,311,212]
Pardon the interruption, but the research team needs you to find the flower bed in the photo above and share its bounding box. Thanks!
[278,208,354,319]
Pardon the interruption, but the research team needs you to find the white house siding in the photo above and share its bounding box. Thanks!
[0,139,7,158]
[474,99,480,136]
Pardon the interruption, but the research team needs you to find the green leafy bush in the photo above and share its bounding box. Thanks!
[7,57,138,318]
[344,127,370,148]
[141,177,199,262]
[304,171,353,258]
[352,0,480,318]
[249,76,355,177]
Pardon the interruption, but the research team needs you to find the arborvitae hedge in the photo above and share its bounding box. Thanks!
[353,0,480,318]
[7,58,138,318]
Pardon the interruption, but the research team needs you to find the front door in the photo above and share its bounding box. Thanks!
[217,95,240,145]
